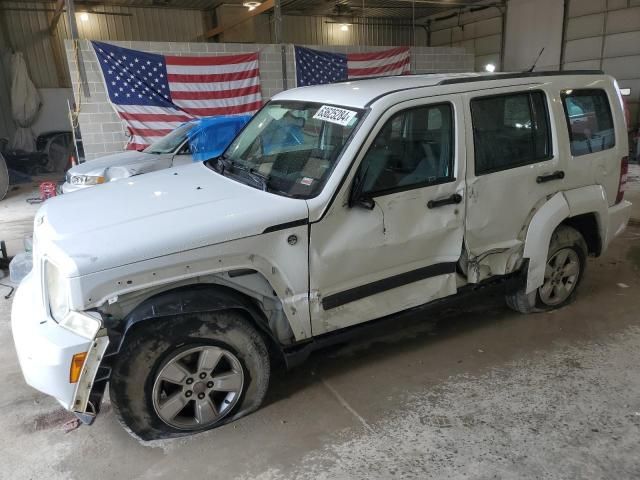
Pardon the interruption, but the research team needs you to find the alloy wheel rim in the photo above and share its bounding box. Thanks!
[539,247,581,306]
[152,345,244,430]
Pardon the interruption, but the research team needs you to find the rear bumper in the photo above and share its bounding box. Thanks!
[10,272,101,412]
[606,200,632,248]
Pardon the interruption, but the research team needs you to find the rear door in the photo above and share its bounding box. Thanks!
[464,86,563,281]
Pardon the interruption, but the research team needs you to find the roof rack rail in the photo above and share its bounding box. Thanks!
[438,70,605,85]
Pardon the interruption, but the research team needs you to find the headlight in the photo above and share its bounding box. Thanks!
[59,311,101,339]
[70,175,105,186]
[45,261,69,322]
[45,261,101,339]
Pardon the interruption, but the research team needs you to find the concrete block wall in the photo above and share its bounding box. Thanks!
[65,40,473,160]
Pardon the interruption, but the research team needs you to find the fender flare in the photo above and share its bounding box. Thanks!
[116,283,281,353]
[523,192,570,293]
[523,186,609,293]
[562,184,608,250]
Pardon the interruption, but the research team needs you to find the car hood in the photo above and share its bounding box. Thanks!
[69,151,152,175]
[67,151,174,181]
[37,163,309,276]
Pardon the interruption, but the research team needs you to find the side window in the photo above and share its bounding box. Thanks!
[177,142,191,155]
[359,103,454,195]
[471,91,551,175]
[561,89,615,156]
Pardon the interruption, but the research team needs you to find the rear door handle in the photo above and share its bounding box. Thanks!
[427,193,462,209]
[536,170,565,183]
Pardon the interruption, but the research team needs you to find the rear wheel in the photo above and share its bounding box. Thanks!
[506,225,587,314]
[110,310,270,440]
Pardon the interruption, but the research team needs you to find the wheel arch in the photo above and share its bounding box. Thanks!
[522,186,608,294]
[561,213,602,257]
[113,282,288,366]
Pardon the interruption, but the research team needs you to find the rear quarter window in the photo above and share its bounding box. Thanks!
[561,89,615,156]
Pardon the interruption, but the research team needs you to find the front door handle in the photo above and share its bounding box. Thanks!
[427,193,462,209]
[536,170,565,183]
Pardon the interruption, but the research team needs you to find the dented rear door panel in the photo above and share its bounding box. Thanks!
[463,85,567,281]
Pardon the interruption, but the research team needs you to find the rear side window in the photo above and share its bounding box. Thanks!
[471,91,551,175]
[561,89,615,156]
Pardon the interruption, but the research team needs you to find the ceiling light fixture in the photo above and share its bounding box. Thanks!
[243,1,261,11]
[79,12,89,22]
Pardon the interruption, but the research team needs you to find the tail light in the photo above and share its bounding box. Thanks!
[616,156,628,204]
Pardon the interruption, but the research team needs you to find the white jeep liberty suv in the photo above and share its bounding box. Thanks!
[12,71,632,439]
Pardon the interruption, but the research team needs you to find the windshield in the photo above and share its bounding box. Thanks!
[213,101,363,198]
[143,122,195,154]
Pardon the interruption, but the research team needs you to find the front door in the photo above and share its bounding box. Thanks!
[309,97,466,334]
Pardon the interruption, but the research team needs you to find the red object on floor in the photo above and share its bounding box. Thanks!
[39,181,57,201]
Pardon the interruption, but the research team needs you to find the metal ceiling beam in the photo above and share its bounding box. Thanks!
[205,0,274,38]
[66,0,91,98]
[390,0,492,6]
[49,0,65,33]
[47,0,69,86]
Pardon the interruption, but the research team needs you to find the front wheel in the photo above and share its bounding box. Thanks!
[506,225,587,314]
[110,310,270,440]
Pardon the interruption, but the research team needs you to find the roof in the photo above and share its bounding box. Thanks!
[34,0,487,17]
[272,71,607,109]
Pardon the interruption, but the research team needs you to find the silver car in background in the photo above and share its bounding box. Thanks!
[62,122,196,193]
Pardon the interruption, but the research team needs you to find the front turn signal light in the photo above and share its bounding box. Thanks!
[69,352,88,383]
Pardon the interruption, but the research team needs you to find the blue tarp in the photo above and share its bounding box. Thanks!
[263,123,304,155]
[187,115,252,162]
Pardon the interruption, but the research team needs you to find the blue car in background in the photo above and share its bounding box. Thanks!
[62,115,252,193]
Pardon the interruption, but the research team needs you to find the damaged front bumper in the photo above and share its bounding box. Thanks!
[11,272,109,423]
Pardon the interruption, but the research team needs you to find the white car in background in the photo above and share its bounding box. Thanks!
[62,122,196,193]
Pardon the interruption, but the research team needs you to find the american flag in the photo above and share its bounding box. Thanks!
[295,46,410,87]
[92,41,262,150]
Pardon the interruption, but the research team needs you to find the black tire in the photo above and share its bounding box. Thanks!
[506,225,588,314]
[110,310,270,440]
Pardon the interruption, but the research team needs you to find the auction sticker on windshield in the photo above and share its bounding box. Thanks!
[313,105,358,126]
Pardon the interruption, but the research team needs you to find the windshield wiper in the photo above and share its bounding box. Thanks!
[210,155,279,192]
[211,156,269,189]
[212,155,234,174]
[246,168,274,191]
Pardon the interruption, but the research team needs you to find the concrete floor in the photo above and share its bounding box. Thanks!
[0,228,639,478]
[0,178,51,257]
[1,173,640,479]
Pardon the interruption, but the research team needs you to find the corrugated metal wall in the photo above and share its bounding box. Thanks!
[0,49,13,142]
[255,15,421,46]
[562,0,640,127]
[0,1,208,88]
[429,7,503,72]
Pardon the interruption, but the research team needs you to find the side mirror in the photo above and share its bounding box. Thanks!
[349,167,375,210]
[353,196,375,210]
